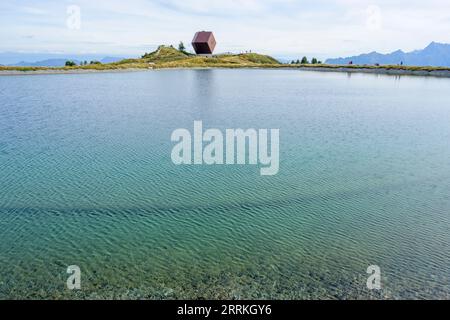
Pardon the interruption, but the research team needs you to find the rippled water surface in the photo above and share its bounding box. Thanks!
[1,69,449,299]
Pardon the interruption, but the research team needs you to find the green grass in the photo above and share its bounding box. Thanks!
[0,66,53,72]
[140,46,280,68]
[237,53,280,64]
[141,45,190,63]
[0,46,281,72]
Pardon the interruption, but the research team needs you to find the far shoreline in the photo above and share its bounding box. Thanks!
[2,65,450,78]
[2,46,450,78]
[293,65,450,78]
[0,68,150,76]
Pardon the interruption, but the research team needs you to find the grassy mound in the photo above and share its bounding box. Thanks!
[139,46,280,68]
[147,50,280,69]
[238,53,280,64]
[142,45,190,63]
[0,46,281,72]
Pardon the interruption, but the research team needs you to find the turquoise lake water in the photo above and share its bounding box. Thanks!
[0,69,449,299]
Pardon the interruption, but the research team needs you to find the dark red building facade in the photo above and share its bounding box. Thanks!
[192,31,216,55]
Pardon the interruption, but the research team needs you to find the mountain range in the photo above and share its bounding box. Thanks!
[8,56,125,67]
[326,42,450,67]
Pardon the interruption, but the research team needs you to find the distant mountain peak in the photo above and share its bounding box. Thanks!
[426,41,438,48]
[424,41,450,49]
[427,41,447,46]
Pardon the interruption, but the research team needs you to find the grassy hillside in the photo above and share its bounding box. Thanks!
[0,46,281,72]
[139,45,280,68]
[142,45,191,62]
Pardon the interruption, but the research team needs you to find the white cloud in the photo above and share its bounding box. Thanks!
[0,0,449,59]
[21,6,48,15]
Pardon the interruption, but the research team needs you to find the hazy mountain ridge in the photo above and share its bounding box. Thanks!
[326,42,450,67]
[6,56,126,67]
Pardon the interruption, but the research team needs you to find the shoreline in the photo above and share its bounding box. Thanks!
[1,65,450,78]
[0,67,151,76]
[293,66,450,78]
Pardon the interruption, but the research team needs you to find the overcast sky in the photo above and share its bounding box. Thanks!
[1,0,449,59]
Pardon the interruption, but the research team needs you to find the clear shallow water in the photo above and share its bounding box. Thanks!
[0,69,449,299]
